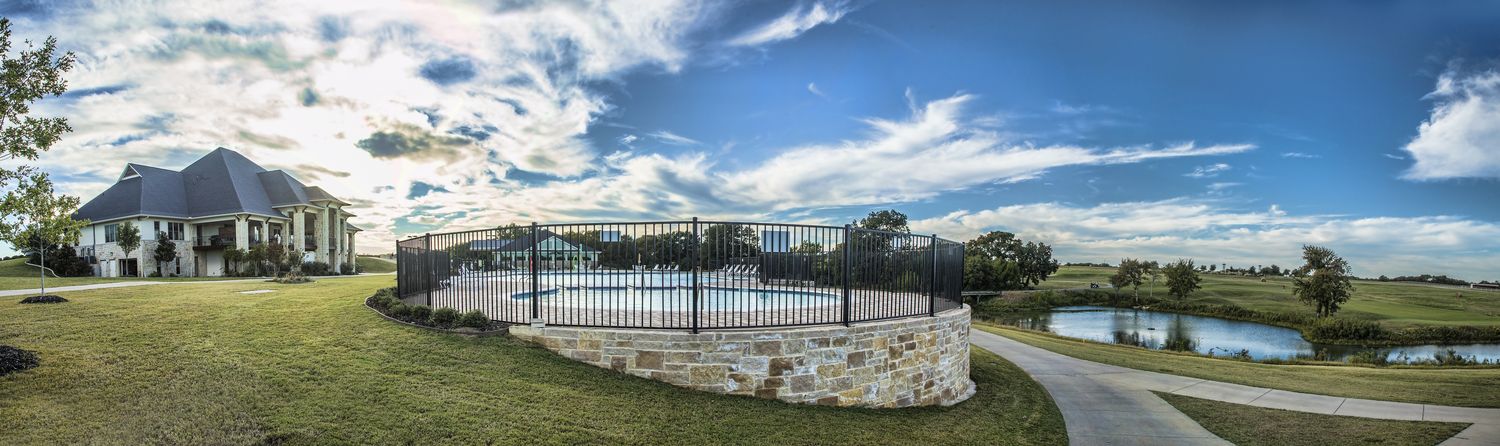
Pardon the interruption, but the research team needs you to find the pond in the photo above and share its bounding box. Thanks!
[994,306,1500,364]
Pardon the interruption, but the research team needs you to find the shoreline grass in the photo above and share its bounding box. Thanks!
[977,324,1500,407]
[0,276,1065,445]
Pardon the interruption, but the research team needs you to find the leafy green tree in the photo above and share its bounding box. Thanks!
[1162,259,1202,300]
[857,210,909,233]
[116,221,141,277]
[266,241,286,276]
[701,223,759,269]
[0,19,79,294]
[246,245,267,276]
[791,240,823,254]
[1292,245,1355,318]
[152,231,177,277]
[963,231,1058,289]
[1111,258,1148,305]
[224,248,245,276]
[963,256,1000,291]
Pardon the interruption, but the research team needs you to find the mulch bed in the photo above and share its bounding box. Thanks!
[19,295,68,304]
[0,345,40,376]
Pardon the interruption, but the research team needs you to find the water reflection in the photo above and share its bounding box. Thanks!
[996,306,1500,364]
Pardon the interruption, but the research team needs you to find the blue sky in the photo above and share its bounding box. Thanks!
[4,1,1499,279]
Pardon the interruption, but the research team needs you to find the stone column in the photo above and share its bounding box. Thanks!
[292,208,307,261]
[348,232,357,266]
[314,206,329,263]
[234,215,249,250]
[336,211,347,272]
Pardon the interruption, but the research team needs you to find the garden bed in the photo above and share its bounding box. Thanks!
[0,345,39,376]
[365,287,507,335]
[18,295,67,304]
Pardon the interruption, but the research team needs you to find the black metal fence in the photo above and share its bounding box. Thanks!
[396,219,964,331]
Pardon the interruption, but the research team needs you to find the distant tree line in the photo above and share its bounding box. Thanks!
[1376,274,1471,286]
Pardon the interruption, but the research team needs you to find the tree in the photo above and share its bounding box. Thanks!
[1208,264,1217,272]
[1111,258,1148,305]
[1292,245,1355,318]
[246,245,267,276]
[857,210,909,233]
[285,244,303,273]
[791,240,823,254]
[224,248,245,276]
[1162,259,1202,300]
[701,223,759,269]
[266,241,286,277]
[1146,260,1160,299]
[964,231,1059,289]
[0,19,78,297]
[116,221,141,277]
[152,231,176,277]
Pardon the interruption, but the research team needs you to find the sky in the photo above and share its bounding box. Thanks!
[2,0,1499,280]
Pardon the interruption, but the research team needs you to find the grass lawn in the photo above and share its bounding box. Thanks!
[977,324,1500,408]
[1035,266,1500,329]
[0,276,1066,445]
[1155,392,1469,445]
[0,258,241,291]
[355,255,396,274]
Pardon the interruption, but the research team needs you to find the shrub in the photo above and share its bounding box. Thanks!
[1347,349,1390,366]
[300,261,333,276]
[1307,318,1388,342]
[19,295,68,304]
[458,310,490,330]
[387,303,411,320]
[407,305,432,323]
[0,345,40,376]
[429,307,459,328]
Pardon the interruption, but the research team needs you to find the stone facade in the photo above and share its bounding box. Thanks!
[509,307,974,408]
[87,239,197,277]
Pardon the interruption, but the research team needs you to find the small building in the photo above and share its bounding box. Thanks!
[72,147,361,277]
[1472,283,1500,291]
[467,230,600,270]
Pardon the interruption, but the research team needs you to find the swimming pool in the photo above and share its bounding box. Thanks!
[512,286,840,311]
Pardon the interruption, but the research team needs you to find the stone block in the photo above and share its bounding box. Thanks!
[752,340,783,356]
[737,356,770,374]
[788,374,816,393]
[689,365,728,385]
[635,350,664,370]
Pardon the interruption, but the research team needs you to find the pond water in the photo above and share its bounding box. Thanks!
[994,306,1500,364]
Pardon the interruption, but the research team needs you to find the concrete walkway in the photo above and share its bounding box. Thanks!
[0,273,393,297]
[970,329,1500,445]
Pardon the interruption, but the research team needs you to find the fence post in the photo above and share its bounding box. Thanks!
[929,235,938,317]
[691,217,701,334]
[423,233,432,307]
[842,224,852,326]
[530,222,541,324]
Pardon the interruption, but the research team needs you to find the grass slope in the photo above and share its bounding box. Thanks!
[0,276,1065,445]
[355,255,396,274]
[1155,392,1468,446]
[978,324,1500,407]
[1036,266,1500,329]
[0,258,235,291]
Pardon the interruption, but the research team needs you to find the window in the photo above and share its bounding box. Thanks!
[105,224,118,242]
[154,221,160,235]
[167,222,185,240]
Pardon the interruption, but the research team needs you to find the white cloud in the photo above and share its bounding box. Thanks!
[647,130,700,146]
[1185,163,1232,178]
[911,199,1500,280]
[1400,69,1500,180]
[807,82,827,98]
[1207,182,1242,191]
[728,0,854,46]
[1384,153,1407,160]
[1281,152,1320,159]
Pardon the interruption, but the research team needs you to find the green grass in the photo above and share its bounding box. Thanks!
[0,276,1066,445]
[0,258,238,291]
[355,255,396,274]
[1036,266,1500,329]
[977,324,1500,407]
[1155,392,1468,446]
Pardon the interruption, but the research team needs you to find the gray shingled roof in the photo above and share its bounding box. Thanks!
[74,147,350,223]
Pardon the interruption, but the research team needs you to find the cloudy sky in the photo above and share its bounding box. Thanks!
[3,0,1499,280]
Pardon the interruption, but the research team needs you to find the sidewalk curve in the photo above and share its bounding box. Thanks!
[969,328,1500,445]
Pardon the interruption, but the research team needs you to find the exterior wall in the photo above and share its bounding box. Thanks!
[75,218,197,277]
[509,307,974,408]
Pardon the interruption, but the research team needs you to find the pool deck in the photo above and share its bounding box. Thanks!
[970,329,1500,445]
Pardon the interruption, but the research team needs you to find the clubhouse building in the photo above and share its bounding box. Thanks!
[72,147,360,277]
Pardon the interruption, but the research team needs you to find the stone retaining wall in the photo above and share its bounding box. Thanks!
[508,307,973,408]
